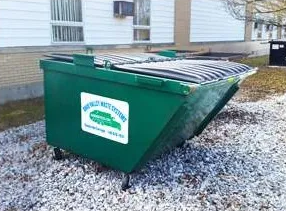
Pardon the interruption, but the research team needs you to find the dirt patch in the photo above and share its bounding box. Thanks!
[0,98,44,132]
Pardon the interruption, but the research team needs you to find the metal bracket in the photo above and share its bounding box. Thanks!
[103,60,112,70]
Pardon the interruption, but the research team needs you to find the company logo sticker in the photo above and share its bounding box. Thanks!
[81,92,129,144]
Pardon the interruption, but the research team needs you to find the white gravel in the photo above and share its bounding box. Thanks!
[1,94,286,211]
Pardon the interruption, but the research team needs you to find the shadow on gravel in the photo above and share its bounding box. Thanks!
[214,107,259,126]
[58,152,112,174]
[46,142,266,195]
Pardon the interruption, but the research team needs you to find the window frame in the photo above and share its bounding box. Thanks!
[253,22,263,40]
[133,0,151,43]
[50,0,85,44]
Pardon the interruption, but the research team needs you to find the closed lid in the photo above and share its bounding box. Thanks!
[47,53,254,84]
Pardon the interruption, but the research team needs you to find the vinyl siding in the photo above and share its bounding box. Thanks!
[150,0,174,43]
[190,0,245,42]
[0,0,174,47]
[0,0,51,47]
[84,0,133,45]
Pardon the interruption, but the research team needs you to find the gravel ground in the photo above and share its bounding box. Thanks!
[1,94,286,211]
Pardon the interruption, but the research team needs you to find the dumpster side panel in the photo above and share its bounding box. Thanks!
[43,67,185,173]
[194,83,239,136]
[134,80,238,168]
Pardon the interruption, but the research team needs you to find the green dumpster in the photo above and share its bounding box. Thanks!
[40,53,256,175]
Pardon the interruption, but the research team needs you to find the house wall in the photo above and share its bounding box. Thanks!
[272,26,278,40]
[0,0,175,104]
[174,0,191,47]
[282,27,286,39]
[84,0,133,45]
[0,0,274,104]
[0,45,174,104]
[0,0,51,47]
[190,0,245,42]
[252,23,266,40]
[0,49,87,104]
[0,52,45,104]
[0,0,175,47]
[151,0,175,43]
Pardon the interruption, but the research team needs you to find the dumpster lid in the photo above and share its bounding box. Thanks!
[269,40,286,44]
[46,53,254,84]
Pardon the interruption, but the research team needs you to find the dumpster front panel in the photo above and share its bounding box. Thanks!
[43,66,186,173]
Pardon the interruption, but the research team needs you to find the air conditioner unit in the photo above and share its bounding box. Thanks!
[114,1,134,18]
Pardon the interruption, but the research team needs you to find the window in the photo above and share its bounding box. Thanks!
[254,22,263,40]
[257,32,262,39]
[266,24,270,32]
[257,23,263,31]
[51,0,84,43]
[133,0,151,42]
[282,27,286,39]
[266,24,273,39]
[266,24,273,32]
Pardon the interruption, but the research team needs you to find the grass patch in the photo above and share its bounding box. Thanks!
[238,55,269,67]
[236,56,286,101]
[239,67,286,101]
[0,98,44,132]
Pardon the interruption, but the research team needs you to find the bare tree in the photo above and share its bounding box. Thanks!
[222,0,286,26]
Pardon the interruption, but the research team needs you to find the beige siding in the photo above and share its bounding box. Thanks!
[175,0,191,47]
[0,47,156,89]
[0,53,43,88]
[0,51,85,88]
